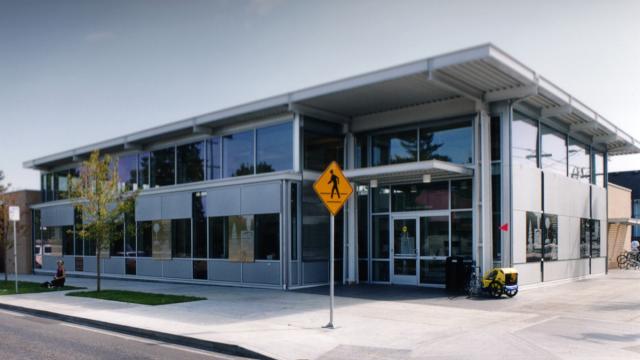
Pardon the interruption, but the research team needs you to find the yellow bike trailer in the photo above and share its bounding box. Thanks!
[481,267,518,298]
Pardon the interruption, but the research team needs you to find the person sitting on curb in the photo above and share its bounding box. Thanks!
[41,260,66,288]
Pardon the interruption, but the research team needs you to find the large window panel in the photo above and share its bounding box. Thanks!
[223,130,254,177]
[136,221,153,257]
[256,122,293,173]
[206,136,221,180]
[302,181,330,260]
[372,215,389,258]
[171,219,191,258]
[303,131,344,171]
[62,226,74,256]
[255,214,279,260]
[512,114,538,167]
[568,139,590,183]
[420,216,449,257]
[118,154,138,191]
[371,130,417,166]
[451,211,472,259]
[541,125,567,176]
[124,208,136,257]
[151,147,175,187]
[228,215,254,262]
[419,123,472,164]
[192,193,207,259]
[177,141,204,184]
[44,227,63,257]
[138,152,150,189]
[208,217,227,259]
[392,182,448,212]
[451,179,472,209]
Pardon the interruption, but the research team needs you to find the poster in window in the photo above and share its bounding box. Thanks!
[526,211,542,262]
[542,214,558,261]
[579,218,590,258]
[229,215,255,262]
[590,219,601,257]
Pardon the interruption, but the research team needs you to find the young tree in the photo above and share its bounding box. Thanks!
[0,170,11,281]
[69,151,137,292]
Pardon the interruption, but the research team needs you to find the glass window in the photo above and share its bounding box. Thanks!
[55,171,69,200]
[193,260,207,280]
[206,136,221,180]
[568,139,590,183]
[372,215,389,258]
[151,147,175,187]
[256,122,293,173]
[228,215,254,262]
[138,152,150,189]
[223,130,254,177]
[177,141,204,184]
[580,218,590,258]
[302,181,330,260]
[357,186,369,259]
[372,129,417,166]
[491,116,501,161]
[391,182,448,212]
[208,217,227,259]
[303,131,344,171]
[291,183,298,260]
[526,212,542,262]
[172,219,191,258]
[62,226,74,256]
[451,179,472,209]
[541,125,567,176]
[590,219,601,257]
[118,154,138,191]
[152,220,171,259]
[74,210,83,256]
[372,261,389,282]
[451,212,472,259]
[124,208,136,257]
[593,151,604,187]
[420,259,445,284]
[136,221,153,257]
[492,164,501,263]
[255,214,279,260]
[371,186,389,213]
[512,113,538,167]
[420,216,449,257]
[192,193,207,259]
[355,134,368,168]
[542,214,558,261]
[359,260,368,282]
[419,123,472,164]
[44,227,64,256]
[109,222,124,257]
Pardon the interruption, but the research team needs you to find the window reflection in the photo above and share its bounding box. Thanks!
[138,152,150,189]
[171,219,191,258]
[541,125,567,176]
[223,131,254,177]
[177,142,204,184]
[512,114,538,167]
[256,122,293,173]
[118,154,138,191]
[391,182,448,212]
[206,136,221,180]
[451,211,472,259]
[420,216,449,257]
[372,129,417,166]
[568,139,590,183]
[151,147,176,187]
[419,123,472,164]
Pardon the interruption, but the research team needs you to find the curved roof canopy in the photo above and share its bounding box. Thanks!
[24,43,640,170]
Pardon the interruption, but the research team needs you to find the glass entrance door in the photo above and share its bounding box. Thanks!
[391,217,418,285]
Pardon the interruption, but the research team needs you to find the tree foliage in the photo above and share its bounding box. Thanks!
[0,170,10,281]
[68,151,137,291]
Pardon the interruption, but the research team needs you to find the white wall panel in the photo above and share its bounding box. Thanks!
[544,259,589,281]
[512,165,542,212]
[543,171,589,218]
[591,257,606,274]
[592,186,608,254]
[514,262,541,285]
[558,216,580,260]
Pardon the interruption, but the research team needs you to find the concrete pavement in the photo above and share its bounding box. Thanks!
[0,271,639,359]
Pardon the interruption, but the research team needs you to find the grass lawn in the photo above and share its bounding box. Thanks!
[0,280,83,295]
[66,290,206,305]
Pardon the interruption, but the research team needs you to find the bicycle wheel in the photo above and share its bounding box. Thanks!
[618,254,628,269]
[489,281,503,298]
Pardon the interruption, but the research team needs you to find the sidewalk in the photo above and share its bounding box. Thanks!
[1,272,640,359]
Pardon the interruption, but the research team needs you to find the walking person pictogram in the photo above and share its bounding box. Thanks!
[328,170,340,199]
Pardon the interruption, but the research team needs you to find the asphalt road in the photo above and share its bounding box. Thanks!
[0,310,240,360]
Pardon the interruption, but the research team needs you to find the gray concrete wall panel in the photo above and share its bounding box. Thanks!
[135,196,162,221]
[206,187,241,217]
[103,257,125,275]
[41,205,74,227]
[210,261,241,282]
[241,182,281,214]
[242,262,280,285]
[136,258,162,277]
[43,256,58,271]
[161,192,191,219]
[162,259,193,279]
[83,256,97,273]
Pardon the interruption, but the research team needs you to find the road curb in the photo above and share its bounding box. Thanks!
[0,302,274,360]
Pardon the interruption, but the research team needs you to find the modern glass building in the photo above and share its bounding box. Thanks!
[24,44,640,288]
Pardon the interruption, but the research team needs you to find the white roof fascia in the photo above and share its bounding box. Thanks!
[343,160,473,179]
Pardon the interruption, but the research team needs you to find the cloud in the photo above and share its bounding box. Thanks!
[84,31,115,43]
[245,0,287,16]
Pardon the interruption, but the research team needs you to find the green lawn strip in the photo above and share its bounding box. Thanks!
[67,289,206,305]
[0,280,83,296]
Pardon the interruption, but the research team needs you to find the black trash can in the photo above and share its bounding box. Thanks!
[445,256,465,292]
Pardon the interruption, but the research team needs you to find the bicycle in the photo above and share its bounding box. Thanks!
[465,263,482,297]
[617,250,640,270]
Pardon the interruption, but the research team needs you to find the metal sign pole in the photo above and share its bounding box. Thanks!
[325,214,335,329]
[13,221,18,294]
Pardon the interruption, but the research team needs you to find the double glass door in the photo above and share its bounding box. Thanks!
[391,213,449,286]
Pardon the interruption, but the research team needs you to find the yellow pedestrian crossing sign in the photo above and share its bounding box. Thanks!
[313,161,353,216]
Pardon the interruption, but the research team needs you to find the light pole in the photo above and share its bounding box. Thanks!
[8,205,20,294]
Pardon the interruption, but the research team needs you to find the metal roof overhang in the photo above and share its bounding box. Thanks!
[343,160,473,184]
[608,218,640,225]
[24,43,640,170]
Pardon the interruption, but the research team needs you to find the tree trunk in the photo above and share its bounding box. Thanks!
[96,240,101,292]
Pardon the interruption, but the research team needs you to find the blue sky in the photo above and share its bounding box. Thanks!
[1,0,639,190]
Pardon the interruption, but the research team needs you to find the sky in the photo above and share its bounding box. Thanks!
[1,0,640,190]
